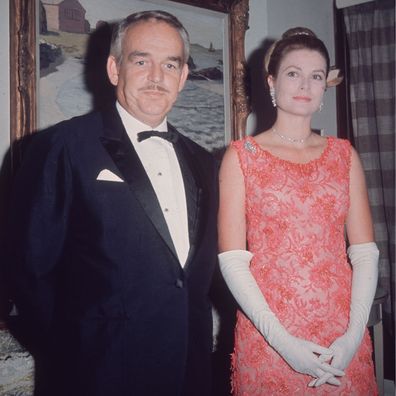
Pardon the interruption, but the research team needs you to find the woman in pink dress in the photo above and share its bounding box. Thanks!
[218,27,379,395]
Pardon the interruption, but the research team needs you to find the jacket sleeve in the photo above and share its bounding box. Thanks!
[6,126,72,351]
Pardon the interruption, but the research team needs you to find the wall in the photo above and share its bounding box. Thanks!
[246,0,337,136]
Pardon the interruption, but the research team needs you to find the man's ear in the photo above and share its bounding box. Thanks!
[107,55,119,86]
[178,64,189,92]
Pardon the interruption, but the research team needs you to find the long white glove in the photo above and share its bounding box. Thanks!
[310,242,379,387]
[219,250,345,380]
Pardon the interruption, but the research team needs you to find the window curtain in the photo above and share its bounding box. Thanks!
[342,0,395,335]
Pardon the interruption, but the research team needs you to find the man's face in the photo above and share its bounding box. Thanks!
[107,20,189,127]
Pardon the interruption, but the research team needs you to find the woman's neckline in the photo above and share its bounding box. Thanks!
[247,135,332,166]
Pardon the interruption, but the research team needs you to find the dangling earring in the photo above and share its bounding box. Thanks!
[319,101,323,112]
[270,87,277,107]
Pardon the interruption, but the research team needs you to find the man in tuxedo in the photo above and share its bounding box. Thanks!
[7,10,218,396]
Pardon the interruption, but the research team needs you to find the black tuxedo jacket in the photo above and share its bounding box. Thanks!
[7,106,218,396]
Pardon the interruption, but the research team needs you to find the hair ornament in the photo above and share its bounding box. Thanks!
[287,30,311,37]
[326,67,344,87]
[282,27,316,39]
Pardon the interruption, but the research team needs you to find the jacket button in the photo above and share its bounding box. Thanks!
[175,279,184,288]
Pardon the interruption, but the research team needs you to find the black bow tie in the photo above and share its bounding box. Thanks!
[137,130,179,143]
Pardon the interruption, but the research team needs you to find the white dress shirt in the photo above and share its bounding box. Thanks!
[116,102,190,267]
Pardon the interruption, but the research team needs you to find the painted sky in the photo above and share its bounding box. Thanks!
[80,0,225,49]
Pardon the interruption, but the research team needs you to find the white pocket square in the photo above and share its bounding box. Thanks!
[96,169,124,182]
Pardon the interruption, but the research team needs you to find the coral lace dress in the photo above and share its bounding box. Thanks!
[230,136,377,395]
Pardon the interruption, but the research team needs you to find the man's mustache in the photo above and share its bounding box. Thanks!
[140,84,169,93]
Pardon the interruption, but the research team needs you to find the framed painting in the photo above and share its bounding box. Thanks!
[10,0,250,157]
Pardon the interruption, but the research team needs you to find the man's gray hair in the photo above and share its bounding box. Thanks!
[109,10,190,65]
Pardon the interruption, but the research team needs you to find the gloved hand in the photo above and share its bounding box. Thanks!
[308,354,342,387]
[218,250,345,380]
[312,242,379,387]
[272,330,343,378]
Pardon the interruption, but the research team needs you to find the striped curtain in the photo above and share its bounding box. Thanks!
[342,0,395,333]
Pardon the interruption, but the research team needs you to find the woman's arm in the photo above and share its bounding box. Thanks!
[218,145,247,252]
[345,147,375,244]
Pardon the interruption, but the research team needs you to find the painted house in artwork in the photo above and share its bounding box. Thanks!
[41,0,90,34]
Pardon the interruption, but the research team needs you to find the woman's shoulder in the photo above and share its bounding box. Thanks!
[230,135,249,147]
[325,134,352,154]
[325,134,351,145]
[231,131,273,153]
[230,135,256,153]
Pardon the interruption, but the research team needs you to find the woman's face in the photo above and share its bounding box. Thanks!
[268,48,327,117]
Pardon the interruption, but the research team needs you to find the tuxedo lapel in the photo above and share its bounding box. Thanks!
[99,108,178,260]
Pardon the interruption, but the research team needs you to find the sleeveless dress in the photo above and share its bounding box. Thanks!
[230,136,377,395]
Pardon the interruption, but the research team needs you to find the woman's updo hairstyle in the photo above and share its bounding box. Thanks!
[265,27,330,79]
